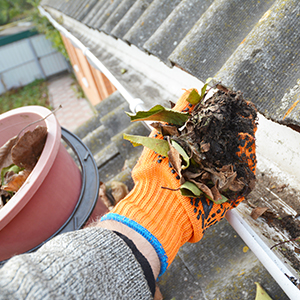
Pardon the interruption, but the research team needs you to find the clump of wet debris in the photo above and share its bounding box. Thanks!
[175,89,257,201]
[125,85,258,204]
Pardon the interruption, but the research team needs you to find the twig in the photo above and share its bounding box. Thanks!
[270,237,300,250]
[161,186,180,191]
[16,105,62,141]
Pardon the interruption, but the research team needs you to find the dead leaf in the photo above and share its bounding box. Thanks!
[0,136,18,171]
[294,247,300,254]
[189,179,214,200]
[154,284,163,300]
[99,182,114,210]
[2,169,30,192]
[228,178,245,192]
[169,100,175,109]
[277,184,288,192]
[167,140,182,179]
[211,185,223,202]
[151,122,180,137]
[11,126,48,170]
[111,181,129,203]
[183,170,204,180]
[200,142,210,152]
[251,207,269,220]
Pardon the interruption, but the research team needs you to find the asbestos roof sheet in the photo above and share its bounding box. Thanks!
[100,0,137,34]
[111,0,154,39]
[123,0,182,49]
[41,0,300,127]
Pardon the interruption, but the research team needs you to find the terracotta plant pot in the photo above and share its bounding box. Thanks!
[0,106,82,261]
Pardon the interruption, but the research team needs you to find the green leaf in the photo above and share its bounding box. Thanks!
[186,89,201,105]
[1,164,23,185]
[171,140,190,169]
[123,134,170,157]
[126,105,189,126]
[200,77,213,99]
[212,194,229,204]
[255,283,273,300]
[180,181,203,197]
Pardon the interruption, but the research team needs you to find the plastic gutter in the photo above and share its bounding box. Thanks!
[39,5,300,299]
[226,209,300,300]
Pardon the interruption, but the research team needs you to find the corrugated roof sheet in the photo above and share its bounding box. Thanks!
[123,0,182,49]
[100,0,137,34]
[215,0,300,126]
[111,0,154,39]
[41,0,300,127]
[144,0,214,66]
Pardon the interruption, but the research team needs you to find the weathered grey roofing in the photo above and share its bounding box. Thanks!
[169,0,274,80]
[100,0,137,34]
[111,0,154,39]
[215,0,300,125]
[41,0,300,128]
[123,0,182,49]
[144,0,214,66]
[83,0,111,27]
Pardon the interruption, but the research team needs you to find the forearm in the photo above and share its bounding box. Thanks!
[0,227,153,300]
[96,220,161,279]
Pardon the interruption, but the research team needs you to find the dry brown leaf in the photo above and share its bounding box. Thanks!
[154,284,163,300]
[189,179,214,200]
[250,207,269,220]
[167,139,182,179]
[228,178,245,192]
[200,141,210,152]
[99,182,114,210]
[211,185,223,202]
[111,181,129,203]
[151,122,180,137]
[183,170,204,180]
[3,169,31,193]
[206,167,226,189]
[294,247,300,254]
[0,136,18,171]
[12,126,48,170]
[277,184,288,192]
[184,120,195,133]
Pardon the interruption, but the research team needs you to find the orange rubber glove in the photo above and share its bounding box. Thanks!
[101,89,257,276]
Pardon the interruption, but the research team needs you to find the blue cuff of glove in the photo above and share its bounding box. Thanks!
[101,213,168,276]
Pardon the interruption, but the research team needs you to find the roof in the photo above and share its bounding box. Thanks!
[39,1,300,298]
[40,0,300,128]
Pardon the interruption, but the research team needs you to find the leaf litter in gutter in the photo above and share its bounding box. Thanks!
[125,83,257,204]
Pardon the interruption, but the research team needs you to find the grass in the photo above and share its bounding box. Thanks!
[0,79,50,114]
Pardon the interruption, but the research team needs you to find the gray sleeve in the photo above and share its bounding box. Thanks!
[0,227,153,300]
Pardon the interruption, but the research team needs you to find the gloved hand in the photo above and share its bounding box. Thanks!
[101,89,257,276]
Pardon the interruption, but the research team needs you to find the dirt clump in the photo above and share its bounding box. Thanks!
[175,89,258,201]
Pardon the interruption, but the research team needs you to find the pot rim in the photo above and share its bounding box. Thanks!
[0,106,61,230]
